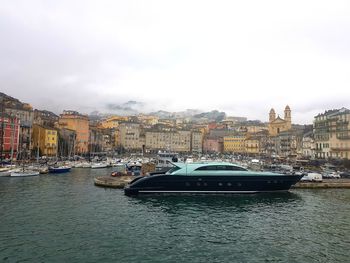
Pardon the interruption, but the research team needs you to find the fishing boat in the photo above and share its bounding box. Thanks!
[49,165,71,174]
[124,162,303,196]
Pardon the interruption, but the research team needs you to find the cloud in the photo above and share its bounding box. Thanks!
[0,0,349,124]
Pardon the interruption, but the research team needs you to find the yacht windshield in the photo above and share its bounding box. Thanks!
[166,166,181,174]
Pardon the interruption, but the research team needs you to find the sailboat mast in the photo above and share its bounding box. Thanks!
[10,116,15,164]
[0,98,4,163]
[36,127,40,163]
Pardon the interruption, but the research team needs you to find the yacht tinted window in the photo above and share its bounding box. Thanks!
[195,166,217,171]
[225,166,247,171]
[195,165,247,171]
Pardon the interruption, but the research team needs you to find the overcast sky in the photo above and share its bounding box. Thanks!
[1,0,349,124]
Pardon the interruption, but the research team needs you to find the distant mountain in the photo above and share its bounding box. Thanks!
[149,110,174,118]
[193,110,226,122]
[105,100,145,115]
[174,109,203,118]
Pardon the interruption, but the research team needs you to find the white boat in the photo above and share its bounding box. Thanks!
[0,167,11,177]
[73,161,91,168]
[91,162,108,169]
[11,170,40,177]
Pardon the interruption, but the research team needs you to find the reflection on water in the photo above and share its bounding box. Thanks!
[132,192,302,213]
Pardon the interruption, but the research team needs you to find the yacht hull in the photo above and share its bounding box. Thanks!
[49,167,71,174]
[124,174,303,196]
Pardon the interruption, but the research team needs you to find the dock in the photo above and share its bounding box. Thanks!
[94,176,134,189]
[293,178,350,189]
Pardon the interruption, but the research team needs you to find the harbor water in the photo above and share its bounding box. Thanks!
[1,169,349,263]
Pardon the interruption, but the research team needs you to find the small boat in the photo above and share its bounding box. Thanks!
[124,162,303,196]
[91,162,108,169]
[49,166,71,174]
[0,167,11,177]
[11,170,40,177]
[73,161,91,168]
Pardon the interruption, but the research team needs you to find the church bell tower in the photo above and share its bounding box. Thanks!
[284,105,291,129]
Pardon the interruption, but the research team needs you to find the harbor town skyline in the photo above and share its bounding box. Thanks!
[1,1,350,124]
[0,93,350,125]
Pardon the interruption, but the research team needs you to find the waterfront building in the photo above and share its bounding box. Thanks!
[314,108,350,159]
[32,124,58,157]
[301,131,315,158]
[268,106,292,136]
[245,136,260,155]
[208,129,236,138]
[0,114,20,160]
[58,111,89,154]
[118,122,141,151]
[191,131,203,153]
[223,134,246,154]
[245,130,270,156]
[273,129,303,158]
[145,130,191,153]
[203,136,223,153]
[4,103,34,157]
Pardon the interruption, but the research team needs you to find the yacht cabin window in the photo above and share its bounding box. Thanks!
[195,165,247,171]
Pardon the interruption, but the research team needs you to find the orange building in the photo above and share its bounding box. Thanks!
[58,111,89,154]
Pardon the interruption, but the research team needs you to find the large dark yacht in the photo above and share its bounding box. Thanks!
[124,162,303,196]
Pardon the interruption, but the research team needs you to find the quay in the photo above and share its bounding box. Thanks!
[293,178,350,189]
[94,176,133,189]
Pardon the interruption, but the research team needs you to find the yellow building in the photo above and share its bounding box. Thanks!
[32,124,58,156]
[314,107,350,159]
[223,134,245,153]
[268,105,292,136]
[100,116,129,129]
[245,137,260,155]
[58,111,89,154]
[137,115,159,125]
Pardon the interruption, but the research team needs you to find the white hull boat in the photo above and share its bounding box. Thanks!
[91,163,108,169]
[11,170,40,177]
[0,167,12,177]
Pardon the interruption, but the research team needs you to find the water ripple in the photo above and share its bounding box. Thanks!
[0,171,349,263]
